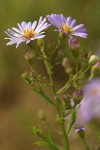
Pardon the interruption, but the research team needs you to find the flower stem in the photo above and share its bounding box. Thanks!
[67,107,76,135]
[56,80,72,95]
[61,120,70,150]
[40,43,56,93]
[24,77,55,106]
[55,97,70,150]
[82,138,90,150]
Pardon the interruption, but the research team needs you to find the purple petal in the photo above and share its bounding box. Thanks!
[73,28,87,33]
[59,14,66,24]
[32,21,37,29]
[47,14,61,28]
[35,34,45,39]
[7,29,20,37]
[12,27,22,34]
[21,21,27,29]
[70,19,76,28]
[72,32,88,38]
[27,22,31,29]
[66,17,72,25]
[73,24,84,31]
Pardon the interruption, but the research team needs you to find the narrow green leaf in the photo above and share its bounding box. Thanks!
[34,141,52,148]
[67,108,76,135]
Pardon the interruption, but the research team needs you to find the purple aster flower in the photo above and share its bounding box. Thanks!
[77,78,100,122]
[74,123,85,133]
[47,14,88,38]
[5,16,51,48]
[74,123,85,139]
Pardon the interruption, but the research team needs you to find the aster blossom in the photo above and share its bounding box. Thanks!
[5,16,51,48]
[77,78,100,122]
[47,14,88,38]
[74,123,85,133]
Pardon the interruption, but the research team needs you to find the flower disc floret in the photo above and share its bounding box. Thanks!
[60,24,73,34]
[23,28,35,39]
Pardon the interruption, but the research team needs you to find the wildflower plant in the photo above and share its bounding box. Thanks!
[5,14,100,150]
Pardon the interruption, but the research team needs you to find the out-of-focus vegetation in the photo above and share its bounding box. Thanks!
[0,0,100,150]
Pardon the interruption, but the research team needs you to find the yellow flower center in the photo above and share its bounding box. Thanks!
[60,24,73,34]
[23,28,34,39]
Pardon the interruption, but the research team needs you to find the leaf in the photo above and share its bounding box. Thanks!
[67,108,76,135]
[34,141,52,148]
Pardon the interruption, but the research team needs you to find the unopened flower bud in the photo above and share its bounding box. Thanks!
[74,123,85,139]
[38,111,46,121]
[62,57,70,68]
[94,61,100,68]
[89,55,99,66]
[24,50,35,61]
[90,61,100,80]
[32,126,42,136]
[21,71,28,80]
[68,38,80,50]
[62,58,72,75]
[73,90,83,105]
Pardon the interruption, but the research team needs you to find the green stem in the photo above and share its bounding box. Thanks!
[61,121,70,150]
[67,107,76,135]
[76,61,78,74]
[25,77,55,106]
[37,132,60,150]
[55,97,70,150]
[83,138,90,150]
[40,43,56,93]
[37,87,55,106]
[56,80,72,95]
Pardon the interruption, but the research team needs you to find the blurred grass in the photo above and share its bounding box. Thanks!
[0,0,100,149]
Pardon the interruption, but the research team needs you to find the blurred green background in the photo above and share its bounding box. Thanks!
[0,0,100,149]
